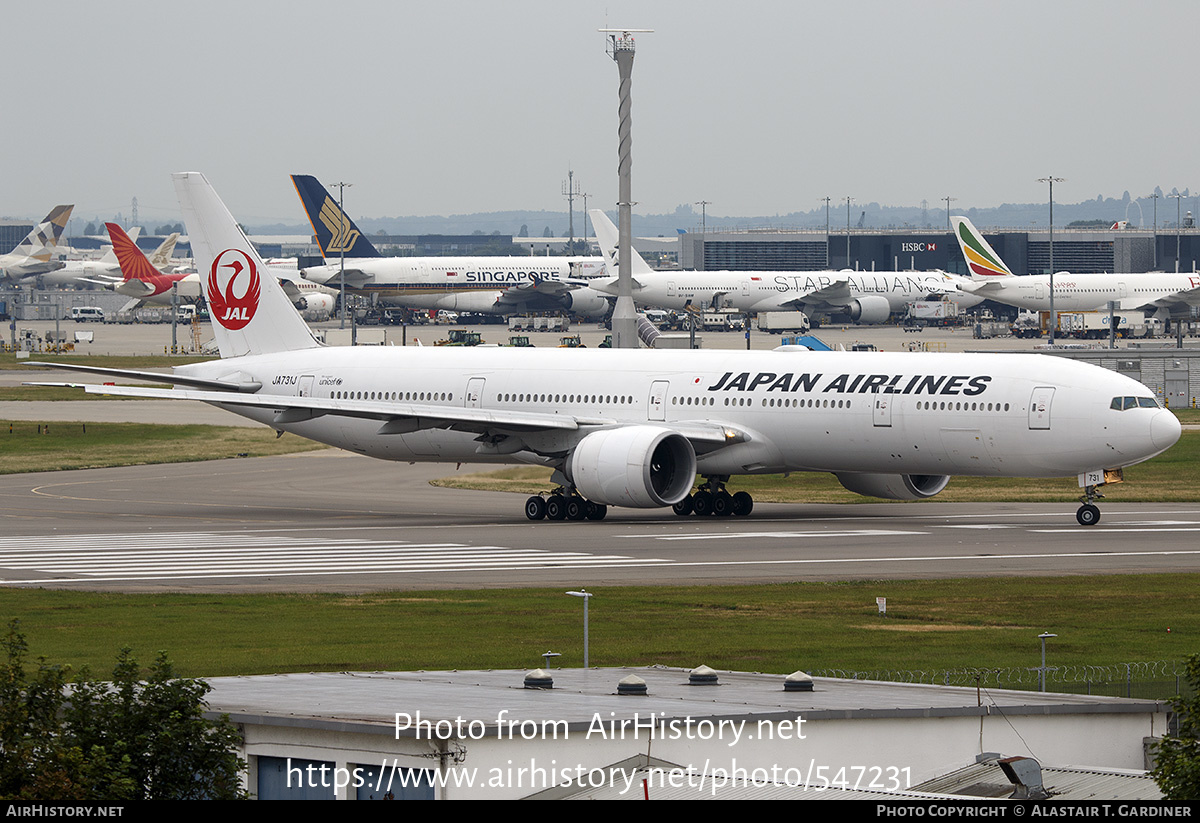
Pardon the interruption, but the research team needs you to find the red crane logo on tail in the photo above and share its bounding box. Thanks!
[208,249,261,331]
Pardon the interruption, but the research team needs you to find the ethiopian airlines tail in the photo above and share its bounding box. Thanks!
[952,216,1015,280]
[291,174,382,259]
[173,172,321,358]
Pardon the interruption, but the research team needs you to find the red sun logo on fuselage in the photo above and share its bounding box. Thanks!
[208,249,261,331]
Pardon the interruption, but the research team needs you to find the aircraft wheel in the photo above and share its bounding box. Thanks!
[691,491,714,517]
[525,496,547,521]
[1076,504,1101,527]
[566,498,588,521]
[712,492,733,517]
[546,495,567,521]
[672,496,694,516]
[732,491,754,517]
[586,502,608,521]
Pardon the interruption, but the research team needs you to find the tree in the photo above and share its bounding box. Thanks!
[1152,654,1200,800]
[0,621,245,801]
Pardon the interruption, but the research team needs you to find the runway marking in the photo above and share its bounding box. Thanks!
[626,529,924,541]
[0,532,673,585]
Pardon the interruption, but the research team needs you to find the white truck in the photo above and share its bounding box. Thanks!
[755,311,811,334]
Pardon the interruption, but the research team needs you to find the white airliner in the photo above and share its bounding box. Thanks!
[291,175,611,318]
[0,205,74,283]
[29,173,1182,527]
[43,228,183,289]
[952,216,1200,318]
[588,210,983,323]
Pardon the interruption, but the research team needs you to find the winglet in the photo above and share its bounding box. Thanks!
[951,216,1014,279]
[291,174,382,259]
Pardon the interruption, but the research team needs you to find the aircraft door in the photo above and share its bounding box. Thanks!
[465,377,486,408]
[667,281,677,298]
[648,380,669,422]
[1028,386,1054,430]
[298,375,314,397]
[872,390,892,427]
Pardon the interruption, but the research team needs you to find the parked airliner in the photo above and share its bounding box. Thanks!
[29,174,1181,527]
[0,205,74,283]
[588,210,983,323]
[292,175,611,318]
[952,216,1200,318]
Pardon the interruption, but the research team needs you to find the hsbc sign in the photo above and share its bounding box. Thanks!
[901,242,938,253]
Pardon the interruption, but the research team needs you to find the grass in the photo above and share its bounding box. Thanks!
[0,353,211,370]
[0,385,165,401]
[434,430,1200,503]
[0,575,1196,679]
[0,421,327,473]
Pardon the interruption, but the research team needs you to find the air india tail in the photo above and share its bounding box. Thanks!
[173,172,320,359]
[951,216,1015,280]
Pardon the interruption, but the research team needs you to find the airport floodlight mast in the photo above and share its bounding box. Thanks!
[695,200,711,234]
[601,27,653,349]
[331,181,352,329]
[845,196,854,268]
[1037,176,1064,344]
[562,169,579,253]
[1149,192,1160,269]
[942,196,956,232]
[1169,191,1185,270]
[820,196,831,267]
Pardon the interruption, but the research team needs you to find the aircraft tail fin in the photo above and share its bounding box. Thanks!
[173,172,321,358]
[589,208,654,277]
[10,205,73,264]
[106,223,162,284]
[291,174,381,259]
[149,233,180,269]
[951,216,1015,279]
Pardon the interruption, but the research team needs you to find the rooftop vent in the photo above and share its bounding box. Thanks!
[689,664,719,686]
[784,670,814,692]
[523,669,553,690]
[617,674,648,696]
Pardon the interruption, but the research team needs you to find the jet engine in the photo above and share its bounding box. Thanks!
[561,288,611,319]
[834,472,950,501]
[566,426,696,508]
[296,292,335,314]
[847,296,892,324]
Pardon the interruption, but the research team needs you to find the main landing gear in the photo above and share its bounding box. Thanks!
[673,476,754,518]
[1076,484,1104,526]
[524,489,607,522]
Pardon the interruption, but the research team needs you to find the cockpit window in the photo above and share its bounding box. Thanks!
[1112,396,1162,410]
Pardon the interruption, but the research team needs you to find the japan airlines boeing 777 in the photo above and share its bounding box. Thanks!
[952,216,1200,318]
[588,210,983,323]
[292,175,611,318]
[29,174,1181,527]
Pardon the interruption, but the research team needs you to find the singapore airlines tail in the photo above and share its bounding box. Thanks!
[952,216,1016,280]
[173,172,321,359]
[291,174,382,259]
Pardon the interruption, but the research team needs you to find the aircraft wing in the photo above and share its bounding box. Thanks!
[23,361,263,392]
[1140,286,1200,313]
[76,383,737,449]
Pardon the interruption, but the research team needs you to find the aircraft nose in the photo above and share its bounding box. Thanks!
[1151,410,1182,451]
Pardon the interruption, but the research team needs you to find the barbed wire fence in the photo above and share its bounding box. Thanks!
[811,660,1191,700]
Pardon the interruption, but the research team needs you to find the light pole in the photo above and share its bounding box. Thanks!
[694,200,711,234]
[820,196,831,268]
[1169,192,1185,272]
[331,181,353,329]
[1037,632,1057,692]
[1037,177,1064,344]
[566,589,593,668]
[845,196,854,269]
[942,196,956,231]
[1149,192,1160,269]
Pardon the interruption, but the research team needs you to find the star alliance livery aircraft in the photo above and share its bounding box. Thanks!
[29,174,1181,527]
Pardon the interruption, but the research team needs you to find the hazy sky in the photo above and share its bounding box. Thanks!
[6,0,1197,227]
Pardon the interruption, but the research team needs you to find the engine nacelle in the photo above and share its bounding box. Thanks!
[834,472,950,501]
[847,295,892,324]
[297,292,335,314]
[567,426,696,508]
[562,288,611,319]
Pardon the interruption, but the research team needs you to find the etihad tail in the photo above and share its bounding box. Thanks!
[174,172,320,358]
[11,204,73,263]
[951,216,1015,279]
[149,233,180,269]
[291,174,381,259]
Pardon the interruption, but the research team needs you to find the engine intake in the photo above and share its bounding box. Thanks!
[567,426,696,508]
[834,472,950,501]
[847,295,892,325]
